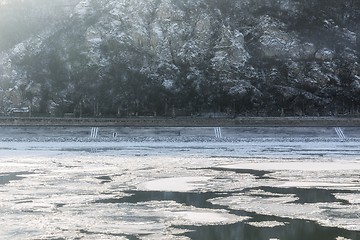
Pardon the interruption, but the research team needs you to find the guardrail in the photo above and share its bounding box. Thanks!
[0,117,360,127]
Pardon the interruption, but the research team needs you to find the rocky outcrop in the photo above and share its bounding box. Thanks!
[0,0,359,116]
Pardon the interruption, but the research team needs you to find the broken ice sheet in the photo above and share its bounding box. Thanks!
[335,193,360,204]
[169,209,249,226]
[1,139,360,239]
[246,221,288,228]
[137,177,212,192]
[209,192,360,231]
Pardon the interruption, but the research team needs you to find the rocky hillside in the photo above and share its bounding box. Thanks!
[0,0,359,117]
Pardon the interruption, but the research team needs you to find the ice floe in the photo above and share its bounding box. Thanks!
[138,177,212,192]
[0,136,360,239]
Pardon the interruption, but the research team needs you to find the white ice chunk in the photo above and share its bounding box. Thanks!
[138,177,212,192]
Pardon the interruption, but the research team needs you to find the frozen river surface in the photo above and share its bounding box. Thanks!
[0,126,360,240]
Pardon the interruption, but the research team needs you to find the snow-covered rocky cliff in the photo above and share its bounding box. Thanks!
[0,0,359,116]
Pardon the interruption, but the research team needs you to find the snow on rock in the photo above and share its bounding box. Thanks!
[315,48,335,61]
[257,16,315,60]
[2,0,360,117]
[72,0,92,18]
[85,26,103,45]
[212,28,249,70]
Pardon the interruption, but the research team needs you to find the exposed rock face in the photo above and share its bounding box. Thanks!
[0,0,359,116]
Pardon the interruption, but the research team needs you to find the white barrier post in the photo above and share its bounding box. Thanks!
[214,127,222,138]
[91,127,94,138]
[334,127,345,139]
[91,127,99,138]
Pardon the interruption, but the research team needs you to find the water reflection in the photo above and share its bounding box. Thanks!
[254,186,351,204]
[0,172,30,185]
[79,229,141,240]
[95,191,222,209]
[204,167,272,179]
[95,190,360,240]
[182,219,359,240]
